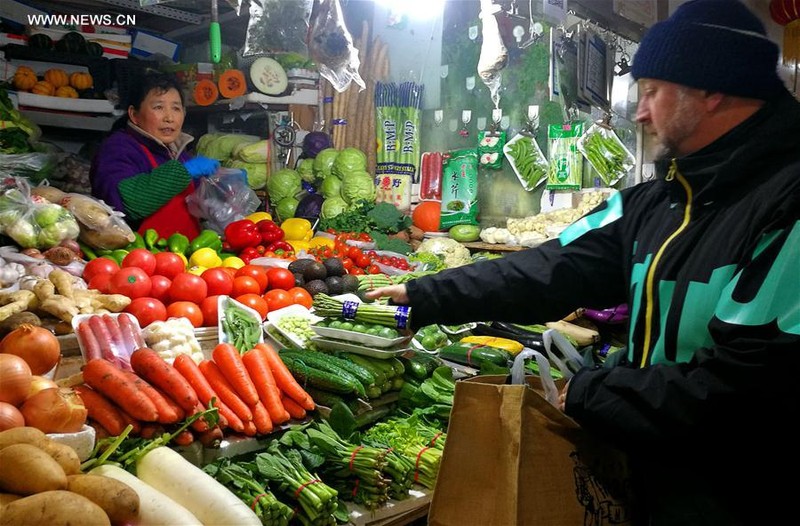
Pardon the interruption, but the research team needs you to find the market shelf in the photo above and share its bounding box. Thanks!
[186,89,320,112]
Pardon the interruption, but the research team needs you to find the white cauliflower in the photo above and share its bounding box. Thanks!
[479,227,517,245]
[142,318,204,364]
[416,237,473,268]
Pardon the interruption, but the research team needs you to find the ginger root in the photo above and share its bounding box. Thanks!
[48,268,75,299]
[0,290,38,322]
[40,295,80,323]
[33,279,56,302]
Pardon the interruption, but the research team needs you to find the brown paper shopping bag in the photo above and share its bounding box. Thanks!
[429,348,637,526]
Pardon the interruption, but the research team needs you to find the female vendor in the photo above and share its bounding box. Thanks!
[90,72,219,238]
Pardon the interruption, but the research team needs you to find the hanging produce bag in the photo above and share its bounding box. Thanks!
[307,0,365,92]
[577,123,635,187]
[439,149,479,229]
[429,349,637,525]
[547,122,584,191]
[244,0,312,56]
[503,133,549,191]
[477,130,506,170]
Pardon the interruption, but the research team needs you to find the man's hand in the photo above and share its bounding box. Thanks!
[558,380,571,412]
[365,284,409,304]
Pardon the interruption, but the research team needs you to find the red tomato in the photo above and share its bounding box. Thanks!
[166,301,204,328]
[109,267,152,298]
[342,257,354,272]
[288,287,313,309]
[83,257,119,283]
[201,268,234,296]
[356,254,371,269]
[236,265,269,293]
[87,273,113,293]
[263,289,293,312]
[221,267,238,279]
[200,295,220,327]
[266,267,295,291]
[149,275,172,302]
[349,266,365,275]
[122,248,157,276]
[366,264,381,275]
[124,297,167,328]
[153,251,185,280]
[232,275,261,297]
[347,246,363,261]
[235,293,269,320]
[169,272,208,304]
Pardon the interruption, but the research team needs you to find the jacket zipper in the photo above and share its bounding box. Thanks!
[639,160,693,367]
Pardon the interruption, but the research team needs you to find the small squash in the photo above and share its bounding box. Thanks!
[412,200,443,232]
[31,80,55,97]
[193,79,219,106]
[44,68,69,88]
[69,71,93,90]
[12,66,38,91]
[218,69,247,98]
[55,86,79,98]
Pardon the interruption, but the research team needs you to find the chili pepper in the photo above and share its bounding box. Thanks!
[224,219,261,251]
[156,236,168,249]
[238,246,261,263]
[190,229,223,253]
[143,228,160,251]
[126,232,146,251]
[78,241,97,260]
[167,233,190,255]
[266,240,293,253]
[256,219,284,244]
[109,249,129,266]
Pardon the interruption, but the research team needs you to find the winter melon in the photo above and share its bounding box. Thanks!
[28,33,53,49]
[249,57,288,96]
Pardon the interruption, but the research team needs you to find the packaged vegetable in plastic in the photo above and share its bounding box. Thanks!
[307,0,365,92]
[503,134,549,191]
[547,122,584,191]
[577,123,635,186]
[477,130,506,170]
[60,193,136,250]
[0,177,79,249]
[244,0,312,56]
[439,149,480,229]
[186,168,261,235]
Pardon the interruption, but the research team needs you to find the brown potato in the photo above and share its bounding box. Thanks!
[67,474,140,526]
[0,493,21,506]
[0,443,67,495]
[0,490,110,526]
[42,441,81,475]
[0,427,48,451]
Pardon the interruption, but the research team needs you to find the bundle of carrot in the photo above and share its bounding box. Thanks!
[75,343,316,448]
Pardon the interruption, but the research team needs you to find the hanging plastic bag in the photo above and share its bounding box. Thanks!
[244,0,313,56]
[577,123,635,187]
[185,168,260,235]
[503,133,549,191]
[307,0,365,92]
[477,130,506,170]
[0,177,80,249]
[440,149,480,229]
[547,122,584,191]
[477,0,508,108]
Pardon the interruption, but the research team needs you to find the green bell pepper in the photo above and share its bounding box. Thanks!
[126,232,146,251]
[143,228,161,251]
[189,229,222,254]
[109,249,129,266]
[167,233,190,255]
[78,241,97,261]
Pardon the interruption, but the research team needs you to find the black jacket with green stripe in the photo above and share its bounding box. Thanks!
[406,89,800,525]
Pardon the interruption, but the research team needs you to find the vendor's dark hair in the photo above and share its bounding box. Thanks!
[112,71,184,131]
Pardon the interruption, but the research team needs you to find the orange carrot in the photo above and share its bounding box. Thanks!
[82,359,158,422]
[153,386,187,422]
[123,371,181,424]
[197,426,224,448]
[281,394,308,420]
[172,429,194,446]
[74,385,127,436]
[139,423,165,439]
[91,420,110,440]
[131,348,199,412]
[186,402,211,433]
[118,408,142,435]
[242,419,257,437]
[249,401,273,435]
[212,343,259,406]
[243,347,290,424]
[173,355,244,433]
[199,360,253,423]
[257,343,315,411]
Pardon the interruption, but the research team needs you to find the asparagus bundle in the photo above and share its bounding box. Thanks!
[313,293,411,329]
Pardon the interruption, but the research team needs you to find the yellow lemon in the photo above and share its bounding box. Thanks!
[222,256,246,269]
[187,265,207,276]
[246,211,272,223]
[189,247,222,268]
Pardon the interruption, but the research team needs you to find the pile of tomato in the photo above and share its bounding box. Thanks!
[83,248,312,329]
[307,233,410,275]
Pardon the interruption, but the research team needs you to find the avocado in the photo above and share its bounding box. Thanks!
[323,257,345,277]
[288,258,316,275]
[293,273,305,287]
[304,279,329,297]
[325,276,344,295]
[303,261,327,282]
[341,274,359,293]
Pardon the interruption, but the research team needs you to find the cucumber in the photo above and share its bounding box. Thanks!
[304,387,361,412]
[280,355,361,396]
[439,342,513,367]
[283,350,375,389]
[402,353,441,380]
[280,351,367,398]
[341,353,387,386]
[388,357,405,377]
[366,357,398,379]
[391,377,405,391]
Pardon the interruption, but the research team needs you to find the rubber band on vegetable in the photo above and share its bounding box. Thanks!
[430,432,443,446]
[466,344,486,367]
[415,446,432,482]
[250,492,271,510]
[352,478,360,497]
[294,478,321,499]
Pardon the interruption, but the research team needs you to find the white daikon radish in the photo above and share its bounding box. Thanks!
[136,446,261,526]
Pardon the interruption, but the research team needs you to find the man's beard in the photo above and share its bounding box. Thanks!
[653,88,702,160]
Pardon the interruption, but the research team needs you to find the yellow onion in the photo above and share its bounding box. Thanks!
[0,401,24,431]
[0,354,32,406]
[27,375,58,400]
[0,325,61,375]
[20,387,87,433]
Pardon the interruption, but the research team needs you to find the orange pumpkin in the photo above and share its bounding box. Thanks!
[193,79,219,106]
[412,201,443,232]
[218,69,247,98]
[31,80,55,97]
[69,71,93,90]
[12,66,37,91]
[55,85,79,98]
[44,68,69,88]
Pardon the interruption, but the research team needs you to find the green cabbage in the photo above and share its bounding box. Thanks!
[332,147,367,178]
[341,170,375,204]
[320,174,342,199]
[313,148,338,178]
[196,133,260,161]
[296,158,316,183]
[276,196,299,221]
[321,196,348,219]
[267,168,301,204]
[233,139,270,163]
[5,219,36,248]
[226,160,268,190]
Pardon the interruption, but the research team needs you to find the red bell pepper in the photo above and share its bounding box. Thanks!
[257,220,284,244]
[238,246,261,263]
[266,240,293,253]
[224,219,261,251]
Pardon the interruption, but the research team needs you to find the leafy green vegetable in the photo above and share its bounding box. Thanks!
[367,202,412,233]
[369,230,412,255]
[266,168,301,204]
[318,199,373,232]
[341,170,375,204]
[320,196,347,220]
[332,147,367,178]
[313,148,338,179]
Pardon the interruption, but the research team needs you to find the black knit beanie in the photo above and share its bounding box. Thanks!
[631,0,784,100]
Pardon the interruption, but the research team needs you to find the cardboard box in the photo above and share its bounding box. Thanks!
[131,30,180,61]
